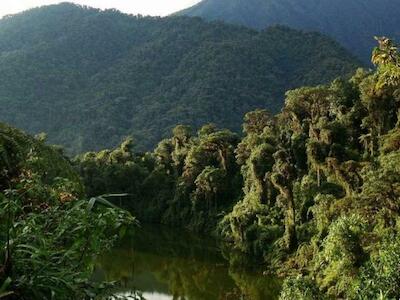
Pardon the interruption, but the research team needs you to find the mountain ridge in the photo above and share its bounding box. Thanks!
[176,0,400,62]
[0,3,359,153]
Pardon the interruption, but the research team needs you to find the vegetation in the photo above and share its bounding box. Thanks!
[176,0,400,63]
[1,4,398,298]
[0,3,359,153]
[76,38,400,298]
[75,124,242,232]
[0,123,134,299]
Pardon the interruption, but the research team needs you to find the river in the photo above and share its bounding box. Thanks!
[94,224,281,300]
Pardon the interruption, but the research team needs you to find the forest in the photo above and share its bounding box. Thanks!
[0,3,359,153]
[75,38,400,299]
[0,4,399,299]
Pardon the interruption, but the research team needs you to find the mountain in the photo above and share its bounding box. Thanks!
[177,0,400,63]
[0,3,359,153]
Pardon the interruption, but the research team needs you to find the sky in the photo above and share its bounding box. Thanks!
[0,0,201,18]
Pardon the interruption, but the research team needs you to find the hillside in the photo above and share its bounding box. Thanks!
[0,3,359,153]
[177,0,400,62]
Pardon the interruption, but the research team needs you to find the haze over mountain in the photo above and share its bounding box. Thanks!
[0,3,359,153]
[177,0,400,62]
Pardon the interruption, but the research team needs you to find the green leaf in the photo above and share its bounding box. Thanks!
[0,277,12,295]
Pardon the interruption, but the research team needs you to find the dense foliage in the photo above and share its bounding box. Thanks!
[0,3,359,153]
[75,124,242,232]
[77,39,400,298]
[0,124,134,299]
[177,0,400,63]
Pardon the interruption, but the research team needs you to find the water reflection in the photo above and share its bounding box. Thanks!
[94,224,281,300]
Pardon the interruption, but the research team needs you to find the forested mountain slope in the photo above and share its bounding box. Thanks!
[177,0,400,62]
[0,3,359,153]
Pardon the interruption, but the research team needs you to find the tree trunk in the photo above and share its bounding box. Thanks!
[270,173,298,251]
[218,148,227,171]
[284,189,297,251]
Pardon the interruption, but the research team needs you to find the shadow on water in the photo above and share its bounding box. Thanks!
[93,224,281,300]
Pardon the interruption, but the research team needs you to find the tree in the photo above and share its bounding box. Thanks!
[192,166,226,212]
[200,130,239,171]
[270,150,297,251]
[372,37,399,66]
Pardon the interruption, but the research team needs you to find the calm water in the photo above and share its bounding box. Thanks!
[94,224,281,300]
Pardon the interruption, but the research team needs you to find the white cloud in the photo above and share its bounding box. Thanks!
[0,0,201,18]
